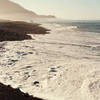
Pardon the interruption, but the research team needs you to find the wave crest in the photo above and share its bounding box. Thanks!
[56,25,78,31]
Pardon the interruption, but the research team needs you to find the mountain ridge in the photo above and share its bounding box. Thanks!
[0,0,55,21]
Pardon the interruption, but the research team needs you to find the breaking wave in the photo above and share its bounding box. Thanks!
[56,25,78,31]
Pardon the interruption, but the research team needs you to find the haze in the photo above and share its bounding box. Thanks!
[10,0,100,20]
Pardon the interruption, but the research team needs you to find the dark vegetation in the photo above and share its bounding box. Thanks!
[0,83,43,100]
[0,21,49,41]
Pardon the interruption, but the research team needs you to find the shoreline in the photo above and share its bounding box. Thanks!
[0,20,100,100]
[0,82,43,100]
[0,20,49,100]
[0,20,50,42]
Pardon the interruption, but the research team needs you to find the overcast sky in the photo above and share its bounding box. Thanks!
[10,0,100,20]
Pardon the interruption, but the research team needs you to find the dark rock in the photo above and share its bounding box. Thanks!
[33,81,39,85]
[28,52,33,54]
[8,59,18,62]
[0,82,43,100]
[8,62,13,65]
[0,21,49,42]
[49,68,57,72]
[25,66,32,69]
[22,53,28,56]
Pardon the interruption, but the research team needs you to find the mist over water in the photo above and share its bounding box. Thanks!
[40,20,100,62]
[45,20,100,33]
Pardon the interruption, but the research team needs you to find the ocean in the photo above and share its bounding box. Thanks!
[0,20,100,100]
[40,20,100,61]
[47,20,100,33]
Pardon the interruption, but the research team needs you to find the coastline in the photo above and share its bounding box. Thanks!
[0,82,43,100]
[0,20,49,42]
[0,20,100,100]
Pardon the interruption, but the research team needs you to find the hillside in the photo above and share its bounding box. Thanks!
[0,0,55,21]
